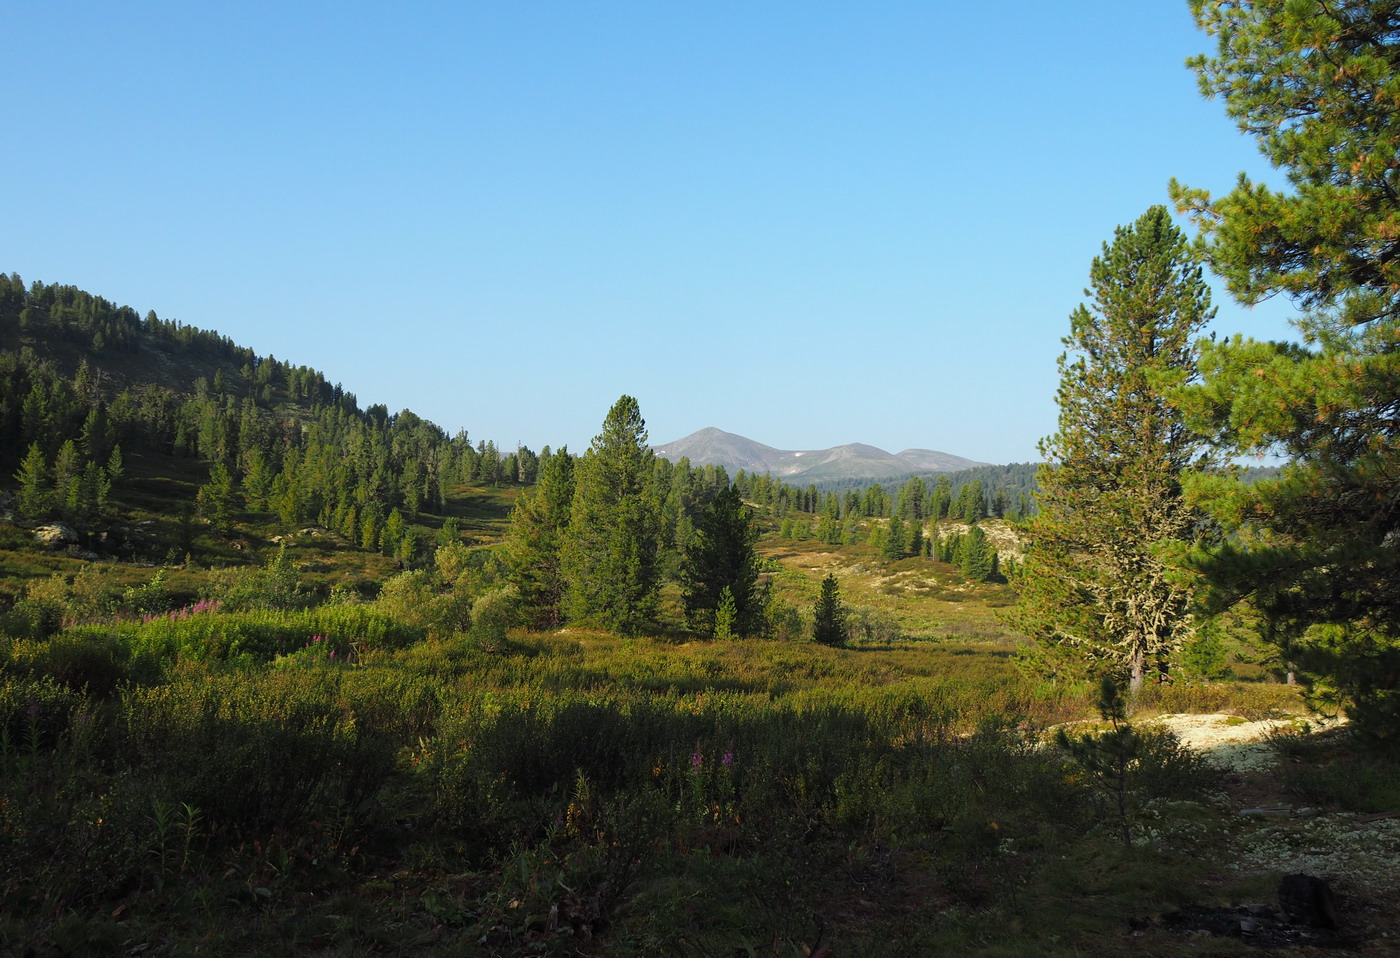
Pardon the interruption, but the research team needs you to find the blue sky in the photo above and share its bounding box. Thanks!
[3,2,1299,464]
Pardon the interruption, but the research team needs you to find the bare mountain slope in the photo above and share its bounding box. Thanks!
[652,428,987,482]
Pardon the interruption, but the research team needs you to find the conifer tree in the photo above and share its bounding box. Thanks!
[381,508,405,557]
[197,462,238,535]
[841,513,862,546]
[81,404,112,462]
[78,461,106,523]
[930,476,952,520]
[437,516,462,550]
[1171,0,1400,744]
[506,445,575,629]
[812,574,847,647]
[1009,206,1214,694]
[681,484,762,637]
[713,586,738,640]
[958,525,996,582]
[956,479,986,523]
[562,397,660,636]
[15,442,49,520]
[105,445,124,487]
[1055,676,1143,846]
[883,514,906,560]
[52,440,82,521]
[241,449,272,510]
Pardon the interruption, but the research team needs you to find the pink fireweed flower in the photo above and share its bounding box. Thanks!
[691,750,702,771]
[722,751,734,767]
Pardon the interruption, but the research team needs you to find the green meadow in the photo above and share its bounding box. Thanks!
[2,495,1326,957]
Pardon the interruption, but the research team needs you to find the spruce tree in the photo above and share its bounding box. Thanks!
[713,586,738,641]
[812,574,847,647]
[1170,0,1400,745]
[241,449,272,510]
[506,446,575,629]
[15,442,49,520]
[105,445,124,487]
[562,397,660,636]
[381,508,405,557]
[52,440,82,521]
[1008,206,1214,695]
[681,484,762,637]
[883,513,906,560]
[437,516,462,550]
[197,463,238,536]
[959,525,996,582]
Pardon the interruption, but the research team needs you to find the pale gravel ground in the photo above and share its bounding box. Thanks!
[1142,712,1400,898]
[1143,712,1329,774]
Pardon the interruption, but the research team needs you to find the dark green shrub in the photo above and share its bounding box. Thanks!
[25,634,128,697]
[0,597,64,640]
[121,670,397,831]
[0,673,85,755]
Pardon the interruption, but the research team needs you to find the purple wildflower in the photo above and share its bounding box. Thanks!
[691,750,702,771]
[722,751,734,767]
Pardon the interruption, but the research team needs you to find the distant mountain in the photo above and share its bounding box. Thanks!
[652,427,988,483]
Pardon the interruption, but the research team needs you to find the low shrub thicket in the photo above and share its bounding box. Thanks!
[0,612,1292,955]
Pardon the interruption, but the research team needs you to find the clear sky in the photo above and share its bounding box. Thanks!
[3,1,1300,465]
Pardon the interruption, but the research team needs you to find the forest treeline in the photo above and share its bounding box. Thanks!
[2,274,1021,593]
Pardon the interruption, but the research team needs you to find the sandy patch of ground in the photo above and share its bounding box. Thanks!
[1144,712,1335,773]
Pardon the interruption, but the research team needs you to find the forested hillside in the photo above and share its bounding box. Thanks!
[0,274,532,564]
[1,273,1024,611]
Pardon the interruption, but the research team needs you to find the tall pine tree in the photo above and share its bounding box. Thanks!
[1171,0,1400,744]
[1009,206,1215,694]
[562,397,660,636]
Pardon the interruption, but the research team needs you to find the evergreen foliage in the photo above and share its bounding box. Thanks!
[680,484,762,638]
[1056,677,1143,846]
[957,525,997,582]
[883,513,907,560]
[1,275,499,554]
[1009,207,1215,694]
[506,447,576,630]
[14,442,48,520]
[812,573,847,647]
[1172,0,1400,747]
[562,396,660,637]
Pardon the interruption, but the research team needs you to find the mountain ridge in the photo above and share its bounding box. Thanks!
[652,427,989,483]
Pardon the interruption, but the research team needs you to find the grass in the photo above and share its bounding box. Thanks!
[758,534,1021,642]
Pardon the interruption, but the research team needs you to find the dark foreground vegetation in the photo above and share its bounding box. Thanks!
[5,596,1326,957]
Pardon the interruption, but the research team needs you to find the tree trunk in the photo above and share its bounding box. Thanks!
[1128,645,1146,699]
